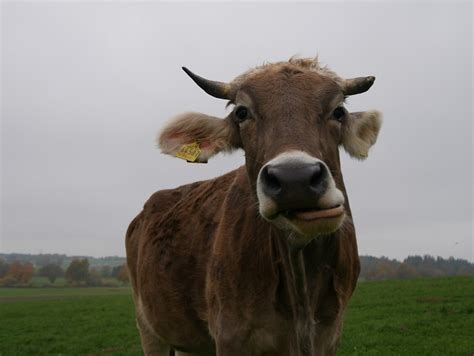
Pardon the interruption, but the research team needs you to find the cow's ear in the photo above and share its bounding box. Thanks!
[342,111,382,159]
[158,112,241,163]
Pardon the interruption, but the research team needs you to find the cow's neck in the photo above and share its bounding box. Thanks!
[239,165,351,354]
[274,233,316,355]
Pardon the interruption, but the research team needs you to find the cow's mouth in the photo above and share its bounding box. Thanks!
[271,204,346,240]
[283,205,345,221]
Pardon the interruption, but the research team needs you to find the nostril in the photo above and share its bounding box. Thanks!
[309,162,324,189]
[261,166,282,196]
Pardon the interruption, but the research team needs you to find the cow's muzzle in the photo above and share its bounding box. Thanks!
[260,161,328,211]
[257,151,346,240]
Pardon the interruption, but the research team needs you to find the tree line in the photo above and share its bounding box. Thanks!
[0,258,129,287]
[0,253,472,287]
[359,255,474,281]
[0,253,124,270]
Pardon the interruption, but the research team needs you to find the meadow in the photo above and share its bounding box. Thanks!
[0,276,473,355]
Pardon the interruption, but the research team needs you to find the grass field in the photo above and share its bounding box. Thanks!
[25,276,122,288]
[0,276,473,355]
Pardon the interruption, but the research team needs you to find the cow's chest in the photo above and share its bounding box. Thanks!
[247,320,292,354]
[210,308,298,355]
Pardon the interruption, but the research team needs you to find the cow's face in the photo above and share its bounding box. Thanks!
[159,58,382,246]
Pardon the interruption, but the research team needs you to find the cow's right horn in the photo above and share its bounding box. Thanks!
[182,67,232,100]
[342,76,376,95]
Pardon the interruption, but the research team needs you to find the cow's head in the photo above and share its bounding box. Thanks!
[159,57,382,246]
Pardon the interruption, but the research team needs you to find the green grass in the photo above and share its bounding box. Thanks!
[338,276,474,355]
[28,276,68,287]
[26,276,123,288]
[0,288,141,355]
[0,277,473,355]
[0,287,130,298]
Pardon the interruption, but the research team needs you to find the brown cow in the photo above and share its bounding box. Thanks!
[126,57,382,356]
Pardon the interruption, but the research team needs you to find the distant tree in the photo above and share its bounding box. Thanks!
[98,265,112,278]
[116,264,129,284]
[396,263,419,279]
[38,263,64,283]
[0,259,9,278]
[360,256,401,280]
[111,265,122,279]
[65,259,90,285]
[404,255,423,267]
[0,261,35,286]
[87,269,103,286]
[36,255,52,268]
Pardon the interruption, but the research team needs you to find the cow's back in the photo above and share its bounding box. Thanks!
[126,168,240,352]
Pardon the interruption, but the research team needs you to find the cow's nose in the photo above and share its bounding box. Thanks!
[260,162,327,211]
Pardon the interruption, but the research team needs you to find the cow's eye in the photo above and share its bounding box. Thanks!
[332,107,345,122]
[235,106,249,123]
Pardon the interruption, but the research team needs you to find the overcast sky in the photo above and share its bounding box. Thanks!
[1,2,472,261]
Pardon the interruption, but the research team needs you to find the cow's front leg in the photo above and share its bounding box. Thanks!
[136,315,172,356]
[312,317,342,356]
[214,315,251,356]
[215,335,251,356]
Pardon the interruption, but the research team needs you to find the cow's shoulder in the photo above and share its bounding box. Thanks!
[141,166,245,221]
[126,166,246,286]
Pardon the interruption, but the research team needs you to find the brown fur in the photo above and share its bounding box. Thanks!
[127,58,381,355]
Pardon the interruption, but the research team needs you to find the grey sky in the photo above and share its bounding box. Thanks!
[1,2,472,260]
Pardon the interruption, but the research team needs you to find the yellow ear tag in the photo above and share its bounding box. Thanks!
[175,142,201,162]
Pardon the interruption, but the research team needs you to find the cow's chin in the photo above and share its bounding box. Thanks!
[262,206,346,247]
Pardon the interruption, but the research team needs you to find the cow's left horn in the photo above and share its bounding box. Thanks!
[182,67,232,100]
[342,76,375,95]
